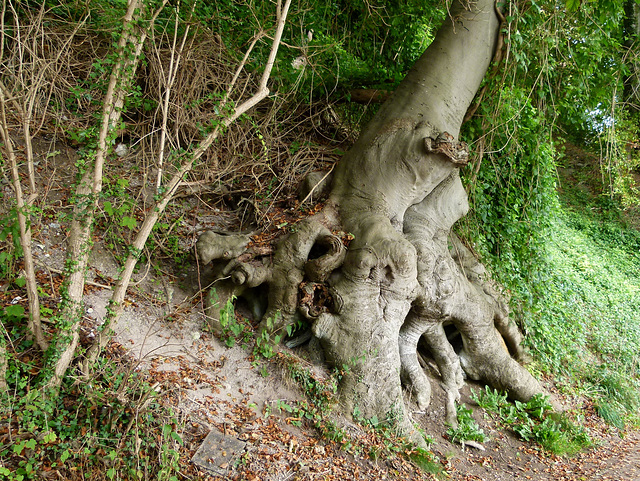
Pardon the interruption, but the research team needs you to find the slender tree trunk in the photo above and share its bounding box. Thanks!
[624,0,640,112]
[42,0,154,391]
[0,334,7,391]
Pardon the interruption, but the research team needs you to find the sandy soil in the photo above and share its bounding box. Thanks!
[20,136,640,481]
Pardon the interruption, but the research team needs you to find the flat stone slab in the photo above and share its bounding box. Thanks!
[191,429,247,475]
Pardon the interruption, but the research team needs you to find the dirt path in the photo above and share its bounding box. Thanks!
[549,431,640,481]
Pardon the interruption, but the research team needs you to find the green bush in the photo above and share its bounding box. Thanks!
[0,311,183,480]
[473,387,591,456]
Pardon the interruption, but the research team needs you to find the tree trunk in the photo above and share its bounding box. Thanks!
[315,0,542,433]
[624,0,640,112]
[198,0,545,441]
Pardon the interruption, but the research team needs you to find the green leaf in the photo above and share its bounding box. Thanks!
[104,201,114,215]
[60,450,71,463]
[565,0,580,11]
[120,216,137,230]
[5,304,25,318]
[170,431,183,445]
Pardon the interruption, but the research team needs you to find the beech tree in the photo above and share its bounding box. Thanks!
[198,0,545,439]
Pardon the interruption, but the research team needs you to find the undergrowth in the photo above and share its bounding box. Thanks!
[271,352,443,477]
[485,204,640,431]
[465,133,640,431]
[526,207,640,429]
[0,313,184,481]
[446,404,486,445]
[473,387,592,456]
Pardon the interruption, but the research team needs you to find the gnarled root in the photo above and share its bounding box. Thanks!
[399,172,543,425]
[196,172,544,441]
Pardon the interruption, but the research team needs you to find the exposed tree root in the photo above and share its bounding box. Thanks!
[195,0,547,444]
[197,173,543,443]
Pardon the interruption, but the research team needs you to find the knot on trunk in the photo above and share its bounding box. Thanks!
[424,132,470,166]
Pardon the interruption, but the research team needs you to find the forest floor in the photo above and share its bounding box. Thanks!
[75,267,640,481]
[15,136,639,481]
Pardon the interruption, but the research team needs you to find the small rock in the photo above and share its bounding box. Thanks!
[115,143,129,157]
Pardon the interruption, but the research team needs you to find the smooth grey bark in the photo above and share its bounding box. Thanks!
[313,0,542,434]
[624,0,640,110]
[197,0,545,441]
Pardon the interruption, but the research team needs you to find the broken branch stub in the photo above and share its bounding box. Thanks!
[424,132,470,166]
[196,231,252,264]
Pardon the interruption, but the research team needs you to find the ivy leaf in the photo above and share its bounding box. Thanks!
[5,304,25,318]
[60,450,70,463]
[565,0,581,11]
[120,216,137,230]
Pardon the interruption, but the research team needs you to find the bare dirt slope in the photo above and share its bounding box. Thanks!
[19,135,640,481]
[34,237,633,481]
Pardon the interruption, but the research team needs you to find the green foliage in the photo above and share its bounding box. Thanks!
[253,313,282,360]
[473,388,591,455]
[206,0,445,103]
[0,206,23,281]
[600,113,640,209]
[271,353,346,442]
[279,352,338,415]
[463,86,558,265]
[458,0,640,440]
[102,176,137,235]
[446,404,486,444]
[0,312,183,480]
[148,218,191,266]
[523,208,640,426]
[212,292,252,348]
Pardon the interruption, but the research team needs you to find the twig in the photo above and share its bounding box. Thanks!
[155,1,194,191]
[0,82,48,352]
[81,0,293,376]
[299,164,335,206]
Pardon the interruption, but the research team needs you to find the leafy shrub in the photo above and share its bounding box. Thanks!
[0,310,183,480]
[473,387,591,455]
[446,404,486,444]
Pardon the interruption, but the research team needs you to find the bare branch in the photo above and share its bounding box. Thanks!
[82,0,293,374]
[0,82,48,352]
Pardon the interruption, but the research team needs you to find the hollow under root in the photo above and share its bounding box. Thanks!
[399,172,544,423]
